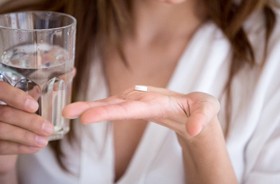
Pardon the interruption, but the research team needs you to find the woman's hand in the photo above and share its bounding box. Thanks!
[63,85,220,139]
[0,81,53,176]
[0,82,53,155]
[63,85,237,183]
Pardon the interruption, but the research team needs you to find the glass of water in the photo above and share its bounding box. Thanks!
[0,11,76,140]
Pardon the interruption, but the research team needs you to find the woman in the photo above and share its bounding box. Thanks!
[0,0,279,183]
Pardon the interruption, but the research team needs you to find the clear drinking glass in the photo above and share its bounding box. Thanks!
[0,11,76,140]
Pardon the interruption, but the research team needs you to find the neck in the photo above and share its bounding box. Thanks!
[129,0,206,44]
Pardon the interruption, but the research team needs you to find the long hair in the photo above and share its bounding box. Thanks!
[0,0,277,171]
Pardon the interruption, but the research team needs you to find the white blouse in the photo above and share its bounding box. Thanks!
[17,10,280,184]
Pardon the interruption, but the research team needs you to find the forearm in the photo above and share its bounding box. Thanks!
[0,155,18,184]
[178,117,238,184]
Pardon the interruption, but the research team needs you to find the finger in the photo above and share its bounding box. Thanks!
[185,94,220,137]
[27,85,42,101]
[62,102,91,119]
[62,97,125,119]
[185,114,204,137]
[0,105,53,136]
[0,123,49,147]
[0,140,41,155]
[57,68,76,82]
[63,85,177,119]
[79,100,160,123]
[66,86,176,123]
[0,82,39,112]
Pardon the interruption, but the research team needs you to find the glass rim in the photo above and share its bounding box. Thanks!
[0,11,76,32]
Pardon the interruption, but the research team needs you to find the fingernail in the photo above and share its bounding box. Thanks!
[42,121,54,134]
[35,136,48,146]
[25,98,39,112]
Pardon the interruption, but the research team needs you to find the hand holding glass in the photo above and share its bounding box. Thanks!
[0,11,76,140]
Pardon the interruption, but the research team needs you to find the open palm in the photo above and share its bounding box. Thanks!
[63,86,220,139]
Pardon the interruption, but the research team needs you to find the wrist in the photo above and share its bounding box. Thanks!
[177,117,237,184]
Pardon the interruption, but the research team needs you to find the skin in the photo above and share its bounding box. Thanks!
[0,0,238,184]
[0,82,53,184]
